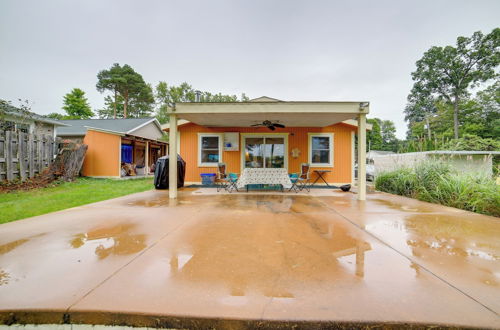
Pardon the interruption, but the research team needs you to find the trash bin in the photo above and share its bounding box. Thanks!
[200,173,216,185]
[154,154,186,189]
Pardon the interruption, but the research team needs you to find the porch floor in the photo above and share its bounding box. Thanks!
[0,188,498,328]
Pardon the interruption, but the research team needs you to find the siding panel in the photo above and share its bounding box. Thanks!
[178,123,356,184]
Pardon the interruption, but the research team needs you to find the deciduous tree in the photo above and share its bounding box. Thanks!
[409,28,499,139]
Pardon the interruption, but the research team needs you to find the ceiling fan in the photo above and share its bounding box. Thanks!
[251,120,285,131]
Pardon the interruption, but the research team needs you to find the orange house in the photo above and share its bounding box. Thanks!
[165,97,371,199]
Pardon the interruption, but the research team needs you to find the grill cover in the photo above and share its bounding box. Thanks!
[154,155,186,189]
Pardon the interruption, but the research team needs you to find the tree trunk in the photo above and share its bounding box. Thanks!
[45,141,88,181]
[453,96,459,139]
[113,89,117,119]
[123,91,128,118]
[425,116,431,140]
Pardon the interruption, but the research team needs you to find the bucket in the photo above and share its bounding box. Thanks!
[200,173,216,185]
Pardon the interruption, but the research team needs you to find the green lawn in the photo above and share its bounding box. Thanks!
[0,177,154,224]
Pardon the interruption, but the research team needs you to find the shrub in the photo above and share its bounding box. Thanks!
[375,161,500,217]
[374,168,417,198]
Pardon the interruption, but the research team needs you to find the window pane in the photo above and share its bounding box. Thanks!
[202,136,219,149]
[201,150,219,163]
[264,138,285,168]
[312,136,330,149]
[245,138,264,168]
[311,150,329,164]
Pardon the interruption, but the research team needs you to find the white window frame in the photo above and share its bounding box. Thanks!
[198,133,223,167]
[240,133,289,172]
[308,133,334,167]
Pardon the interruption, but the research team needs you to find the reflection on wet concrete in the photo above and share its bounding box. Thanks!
[166,208,371,299]
[0,239,29,255]
[0,269,9,286]
[402,213,500,287]
[126,194,328,214]
[0,233,45,255]
[70,223,147,259]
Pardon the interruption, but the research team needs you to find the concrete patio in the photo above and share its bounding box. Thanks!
[0,188,499,329]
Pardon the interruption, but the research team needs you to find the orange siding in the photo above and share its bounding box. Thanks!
[82,130,121,177]
[178,123,355,184]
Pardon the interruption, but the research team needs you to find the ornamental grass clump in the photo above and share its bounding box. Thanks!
[375,161,500,217]
[374,168,417,198]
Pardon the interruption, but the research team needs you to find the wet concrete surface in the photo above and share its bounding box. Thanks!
[0,189,499,328]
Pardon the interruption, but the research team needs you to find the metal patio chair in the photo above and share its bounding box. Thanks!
[295,163,311,192]
[216,162,228,192]
[226,172,239,193]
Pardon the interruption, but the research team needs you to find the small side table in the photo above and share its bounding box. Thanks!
[312,170,332,187]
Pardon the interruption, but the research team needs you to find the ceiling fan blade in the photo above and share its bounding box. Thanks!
[268,125,276,131]
[251,124,262,126]
[273,123,285,128]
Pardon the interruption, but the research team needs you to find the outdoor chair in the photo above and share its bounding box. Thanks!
[289,173,300,193]
[216,162,228,192]
[217,163,239,192]
[226,172,239,193]
[291,163,311,192]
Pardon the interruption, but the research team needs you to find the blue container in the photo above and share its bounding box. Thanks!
[201,173,216,185]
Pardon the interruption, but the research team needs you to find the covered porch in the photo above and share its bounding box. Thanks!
[120,134,168,177]
[167,100,369,200]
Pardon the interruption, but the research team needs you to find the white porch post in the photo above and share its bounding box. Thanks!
[357,113,367,201]
[169,113,178,199]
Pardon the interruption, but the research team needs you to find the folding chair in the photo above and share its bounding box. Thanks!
[226,173,239,193]
[289,173,300,193]
[297,163,311,192]
[216,162,228,192]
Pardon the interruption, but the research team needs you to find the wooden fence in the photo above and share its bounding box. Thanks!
[0,130,59,182]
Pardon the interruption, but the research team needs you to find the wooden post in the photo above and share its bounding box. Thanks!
[145,141,149,175]
[37,135,43,174]
[357,113,367,201]
[5,131,13,181]
[19,132,27,181]
[46,135,53,166]
[169,113,178,199]
[28,133,35,178]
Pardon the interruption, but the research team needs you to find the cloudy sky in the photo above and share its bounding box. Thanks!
[1,0,498,138]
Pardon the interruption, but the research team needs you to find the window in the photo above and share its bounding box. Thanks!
[198,133,222,166]
[308,133,333,167]
[244,136,285,169]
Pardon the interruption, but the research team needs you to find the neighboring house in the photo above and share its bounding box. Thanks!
[56,118,168,178]
[164,97,372,199]
[0,104,68,138]
[371,151,500,177]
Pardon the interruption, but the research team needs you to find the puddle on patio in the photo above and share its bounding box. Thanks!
[0,233,45,255]
[70,223,147,259]
[363,210,500,291]
[127,194,329,215]
[162,211,372,299]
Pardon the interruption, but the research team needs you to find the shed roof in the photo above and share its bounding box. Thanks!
[57,118,161,137]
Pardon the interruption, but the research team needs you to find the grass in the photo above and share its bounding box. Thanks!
[0,177,154,224]
[375,161,500,217]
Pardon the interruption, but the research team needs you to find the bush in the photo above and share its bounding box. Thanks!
[375,161,500,217]
[374,168,417,198]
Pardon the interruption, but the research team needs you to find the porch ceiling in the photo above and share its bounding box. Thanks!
[178,112,359,127]
[174,101,369,128]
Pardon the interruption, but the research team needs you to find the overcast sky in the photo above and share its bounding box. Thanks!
[1,0,499,138]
